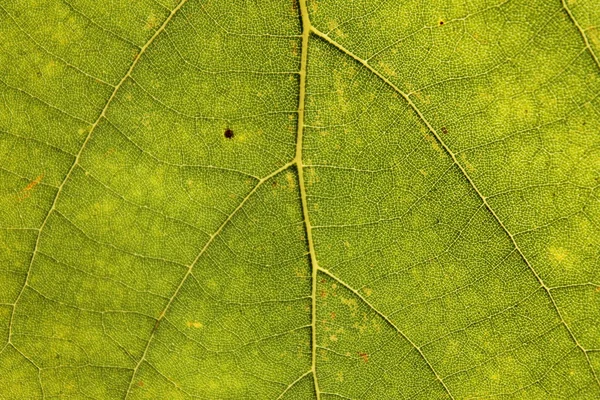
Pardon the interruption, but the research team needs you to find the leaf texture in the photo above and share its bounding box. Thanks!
[1,0,600,399]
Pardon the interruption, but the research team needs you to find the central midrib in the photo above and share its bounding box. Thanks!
[294,2,457,398]
[295,0,321,398]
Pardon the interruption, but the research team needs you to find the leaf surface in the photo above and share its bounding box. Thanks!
[1,0,600,398]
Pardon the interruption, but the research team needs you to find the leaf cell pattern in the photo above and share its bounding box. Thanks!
[1,0,600,399]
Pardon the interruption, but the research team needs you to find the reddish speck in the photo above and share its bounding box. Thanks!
[24,175,43,191]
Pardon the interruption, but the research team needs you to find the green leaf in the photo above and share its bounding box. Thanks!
[1,0,600,398]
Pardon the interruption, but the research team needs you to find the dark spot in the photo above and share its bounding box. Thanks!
[36,71,42,78]
[358,352,369,363]
[441,126,448,134]
[439,20,445,26]
[224,128,234,139]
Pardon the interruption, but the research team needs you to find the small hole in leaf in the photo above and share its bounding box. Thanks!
[224,128,234,139]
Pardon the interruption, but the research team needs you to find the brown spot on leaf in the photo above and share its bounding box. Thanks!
[24,175,43,192]
[224,128,234,139]
[18,175,44,201]
[137,381,144,387]
[358,352,369,363]
[441,126,448,134]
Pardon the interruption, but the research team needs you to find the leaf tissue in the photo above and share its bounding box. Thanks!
[1,0,600,398]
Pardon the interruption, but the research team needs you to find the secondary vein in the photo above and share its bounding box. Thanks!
[123,160,295,399]
[561,0,600,72]
[318,266,456,399]
[6,0,190,347]
[310,25,600,389]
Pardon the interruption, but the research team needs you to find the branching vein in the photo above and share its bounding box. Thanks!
[6,0,190,347]
[309,25,600,389]
[296,1,322,398]
[123,160,295,398]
